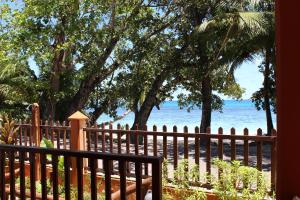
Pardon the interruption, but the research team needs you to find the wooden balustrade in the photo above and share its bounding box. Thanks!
[0,144,162,200]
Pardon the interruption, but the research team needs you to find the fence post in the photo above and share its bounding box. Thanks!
[68,111,89,186]
[31,103,41,180]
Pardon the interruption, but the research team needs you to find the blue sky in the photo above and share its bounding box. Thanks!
[233,57,263,100]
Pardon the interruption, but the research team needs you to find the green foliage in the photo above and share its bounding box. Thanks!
[0,0,176,121]
[40,137,54,148]
[211,159,274,200]
[40,137,64,177]
[0,114,19,144]
[0,0,276,131]
[251,63,276,114]
[163,159,206,200]
[16,176,105,199]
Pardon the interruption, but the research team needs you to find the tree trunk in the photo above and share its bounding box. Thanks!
[264,47,274,135]
[200,75,212,133]
[131,70,168,130]
[66,37,119,118]
[43,30,66,121]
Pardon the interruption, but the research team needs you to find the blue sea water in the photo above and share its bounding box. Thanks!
[97,100,277,135]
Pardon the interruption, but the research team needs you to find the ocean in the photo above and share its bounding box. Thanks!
[97,100,277,135]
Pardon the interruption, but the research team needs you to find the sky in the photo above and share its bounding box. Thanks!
[233,57,264,100]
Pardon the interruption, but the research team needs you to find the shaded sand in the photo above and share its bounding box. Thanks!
[84,137,272,185]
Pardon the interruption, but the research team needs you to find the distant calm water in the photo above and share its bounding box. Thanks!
[97,100,277,135]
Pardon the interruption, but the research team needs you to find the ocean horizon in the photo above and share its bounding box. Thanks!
[97,100,277,135]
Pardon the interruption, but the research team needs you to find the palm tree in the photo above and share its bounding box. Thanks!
[194,6,275,135]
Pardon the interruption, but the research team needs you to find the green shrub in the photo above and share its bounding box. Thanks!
[163,159,206,200]
[211,159,275,200]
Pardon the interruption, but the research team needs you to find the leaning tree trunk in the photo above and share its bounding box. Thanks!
[264,47,274,135]
[131,69,168,130]
[130,70,168,143]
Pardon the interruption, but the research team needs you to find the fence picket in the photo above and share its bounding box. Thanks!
[163,125,167,159]
[244,128,249,166]
[231,128,236,161]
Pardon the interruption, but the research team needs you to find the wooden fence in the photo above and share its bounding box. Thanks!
[0,144,163,200]
[15,117,277,191]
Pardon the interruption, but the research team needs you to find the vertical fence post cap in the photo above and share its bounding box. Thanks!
[68,111,89,120]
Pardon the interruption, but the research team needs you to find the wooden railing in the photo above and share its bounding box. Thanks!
[0,144,163,200]
[15,120,277,191]
[84,124,277,190]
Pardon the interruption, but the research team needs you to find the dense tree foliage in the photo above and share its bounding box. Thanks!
[0,0,275,133]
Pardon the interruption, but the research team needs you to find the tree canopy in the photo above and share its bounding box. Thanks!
[0,0,275,131]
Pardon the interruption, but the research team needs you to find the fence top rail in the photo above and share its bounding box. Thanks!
[0,144,163,163]
[83,128,276,142]
[40,125,71,130]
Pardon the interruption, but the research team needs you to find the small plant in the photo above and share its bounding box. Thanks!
[0,114,19,144]
[162,159,206,200]
[211,159,274,200]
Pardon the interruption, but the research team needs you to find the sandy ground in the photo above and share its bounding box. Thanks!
[84,137,272,185]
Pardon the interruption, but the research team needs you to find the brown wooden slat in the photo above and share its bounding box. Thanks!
[217,128,223,179]
[153,125,158,157]
[101,123,106,153]
[40,153,47,200]
[218,127,223,160]
[125,124,130,173]
[117,124,122,154]
[56,121,60,149]
[29,152,36,200]
[29,119,33,146]
[51,121,54,145]
[0,150,6,200]
[144,125,148,175]
[163,125,167,159]
[231,128,236,161]
[243,128,249,166]
[9,150,16,200]
[90,158,97,200]
[173,126,178,170]
[87,130,91,151]
[206,127,211,177]
[184,126,189,160]
[152,159,162,200]
[135,162,142,200]
[119,161,127,200]
[52,155,59,200]
[77,157,83,200]
[109,123,113,153]
[64,156,70,200]
[257,128,263,171]
[104,160,112,200]
[19,126,23,145]
[63,121,67,149]
[19,151,26,200]
[95,123,99,153]
[125,124,130,154]
[24,125,28,147]
[134,124,139,155]
[195,127,200,167]
[271,129,277,191]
